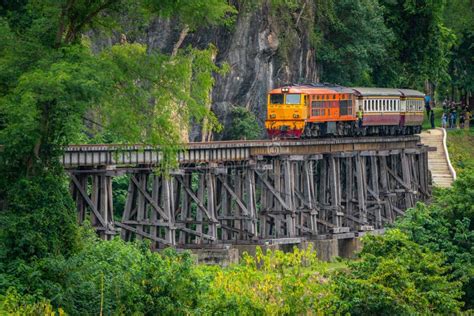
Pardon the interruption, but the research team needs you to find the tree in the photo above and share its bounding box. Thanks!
[335,229,464,315]
[375,0,454,89]
[0,0,234,298]
[315,0,392,86]
[223,107,261,140]
[197,245,341,315]
[396,172,474,309]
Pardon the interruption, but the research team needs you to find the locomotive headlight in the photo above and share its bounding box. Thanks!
[293,114,299,118]
[282,87,289,93]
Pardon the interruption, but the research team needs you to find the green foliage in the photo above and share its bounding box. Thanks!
[0,288,64,315]
[2,230,203,315]
[375,0,455,88]
[447,129,474,173]
[440,1,474,97]
[335,229,464,315]
[143,0,236,30]
[197,245,342,315]
[316,0,392,86]
[224,107,261,140]
[112,175,129,220]
[0,174,80,265]
[314,0,455,89]
[0,1,234,312]
[395,171,474,309]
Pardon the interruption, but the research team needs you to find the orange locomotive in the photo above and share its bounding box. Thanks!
[265,84,424,138]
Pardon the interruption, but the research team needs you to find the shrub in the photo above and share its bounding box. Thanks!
[3,229,203,315]
[197,245,342,315]
[334,229,464,315]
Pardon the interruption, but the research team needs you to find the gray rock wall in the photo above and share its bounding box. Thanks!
[92,1,319,140]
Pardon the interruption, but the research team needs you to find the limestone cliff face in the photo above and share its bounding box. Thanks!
[96,1,319,140]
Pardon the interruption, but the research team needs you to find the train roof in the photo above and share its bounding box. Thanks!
[269,84,353,95]
[398,89,425,98]
[351,87,402,97]
[268,85,424,97]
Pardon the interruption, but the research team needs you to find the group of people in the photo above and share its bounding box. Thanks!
[425,97,471,129]
[440,99,471,129]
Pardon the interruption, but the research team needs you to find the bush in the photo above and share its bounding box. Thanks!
[334,229,464,315]
[0,288,64,315]
[224,107,261,140]
[395,171,474,309]
[1,229,204,315]
[197,245,342,315]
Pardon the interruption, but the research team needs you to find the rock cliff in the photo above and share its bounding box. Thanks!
[93,1,319,140]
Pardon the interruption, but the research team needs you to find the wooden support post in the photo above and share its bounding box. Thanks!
[151,175,159,248]
[246,169,257,238]
[369,156,382,228]
[284,159,295,237]
[196,174,205,244]
[136,174,146,240]
[273,159,282,237]
[179,173,191,244]
[379,155,394,224]
[344,157,354,229]
[401,152,414,209]
[206,171,217,242]
[355,154,367,226]
[121,178,135,240]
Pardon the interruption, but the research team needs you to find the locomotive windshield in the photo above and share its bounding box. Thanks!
[270,94,284,104]
[285,94,301,104]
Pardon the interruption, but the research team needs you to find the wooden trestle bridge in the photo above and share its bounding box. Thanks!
[65,136,431,248]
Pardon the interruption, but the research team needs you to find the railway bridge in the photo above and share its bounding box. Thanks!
[64,136,431,258]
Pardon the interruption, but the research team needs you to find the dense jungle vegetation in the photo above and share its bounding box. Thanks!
[0,0,473,314]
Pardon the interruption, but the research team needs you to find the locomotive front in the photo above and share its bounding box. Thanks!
[265,86,308,138]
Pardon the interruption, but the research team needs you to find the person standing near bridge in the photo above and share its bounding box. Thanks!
[430,110,435,129]
[441,112,447,128]
[425,95,432,117]
[357,106,363,129]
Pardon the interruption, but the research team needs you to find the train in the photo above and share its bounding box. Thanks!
[265,84,425,138]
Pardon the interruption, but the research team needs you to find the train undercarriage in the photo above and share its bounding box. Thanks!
[301,121,422,138]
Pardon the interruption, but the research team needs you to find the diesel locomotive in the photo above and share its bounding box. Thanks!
[265,84,425,138]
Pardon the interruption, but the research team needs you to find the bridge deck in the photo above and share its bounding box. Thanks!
[63,135,420,168]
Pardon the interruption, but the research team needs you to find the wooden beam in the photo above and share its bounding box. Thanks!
[131,175,169,220]
[70,174,107,228]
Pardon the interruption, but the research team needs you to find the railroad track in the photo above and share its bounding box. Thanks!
[63,135,422,168]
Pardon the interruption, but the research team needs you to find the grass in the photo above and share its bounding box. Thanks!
[446,128,474,173]
[326,260,348,271]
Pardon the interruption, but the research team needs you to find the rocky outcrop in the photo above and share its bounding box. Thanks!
[93,1,319,140]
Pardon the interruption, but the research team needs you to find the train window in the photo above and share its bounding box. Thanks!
[270,94,284,104]
[340,99,352,116]
[285,94,301,105]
